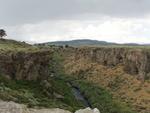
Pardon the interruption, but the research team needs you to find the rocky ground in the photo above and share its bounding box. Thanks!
[0,101,100,113]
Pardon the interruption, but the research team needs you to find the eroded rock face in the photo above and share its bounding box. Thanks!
[64,47,150,80]
[0,50,52,80]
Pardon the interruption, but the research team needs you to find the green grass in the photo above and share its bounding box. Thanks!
[0,39,41,53]
[74,80,137,113]
[0,64,137,113]
[58,74,137,113]
[0,75,84,112]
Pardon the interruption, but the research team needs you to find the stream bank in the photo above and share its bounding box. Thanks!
[67,82,92,108]
[52,76,92,108]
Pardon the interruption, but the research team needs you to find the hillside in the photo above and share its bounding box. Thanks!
[0,39,32,51]
[0,39,148,113]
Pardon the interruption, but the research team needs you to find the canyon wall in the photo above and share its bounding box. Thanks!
[64,47,150,80]
[0,50,53,80]
[62,47,150,113]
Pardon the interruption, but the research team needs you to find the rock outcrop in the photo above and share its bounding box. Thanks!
[30,109,71,113]
[65,47,150,80]
[0,101,99,113]
[75,107,100,113]
[0,100,71,113]
[0,101,29,113]
[0,50,53,80]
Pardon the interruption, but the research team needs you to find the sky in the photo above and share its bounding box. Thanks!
[1,0,150,44]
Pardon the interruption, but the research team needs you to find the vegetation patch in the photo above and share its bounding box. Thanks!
[0,75,84,112]
[51,74,137,113]
[75,80,137,113]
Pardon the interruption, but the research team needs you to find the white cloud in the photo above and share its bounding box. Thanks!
[4,17,150,44]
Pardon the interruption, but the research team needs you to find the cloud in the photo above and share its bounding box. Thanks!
[0,0,150,25]
[1,0,150,43]
[5,17,150,44]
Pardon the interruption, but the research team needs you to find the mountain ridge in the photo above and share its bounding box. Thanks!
[41,39,150,47]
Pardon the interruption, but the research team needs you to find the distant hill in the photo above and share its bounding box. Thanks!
[41,39,150,47]
[43,39,117,46]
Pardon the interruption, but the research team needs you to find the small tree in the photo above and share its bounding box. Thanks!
[0,29,7,38]
[65,44,69,48]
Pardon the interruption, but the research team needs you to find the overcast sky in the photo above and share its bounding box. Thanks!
[1,0,150,43]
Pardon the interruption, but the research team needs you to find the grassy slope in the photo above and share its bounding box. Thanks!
[0,39,40,53]
[0,75,84,112]
[78,81,136,113]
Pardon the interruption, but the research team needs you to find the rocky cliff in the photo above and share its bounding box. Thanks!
[0,50,53,80]
[62,47,150,113]
[65,47,150,80]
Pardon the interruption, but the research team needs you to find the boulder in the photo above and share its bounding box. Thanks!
[75,107,100,113]
[0,101,29,113]
[29,108,71,113]
[0,101,71,113]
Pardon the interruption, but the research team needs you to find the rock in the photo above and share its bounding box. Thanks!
[64,47,150,80]
[0,100,102,113]
[0,101,71,113]
[40,80,52,89]
[53,92,64,99]
[75,107,100,113]
[29,108,71,113]
[0,50,53,80]
[0,101,30,113]
[0,101,101,113]
[0,100,100,113]
[40,80,54,98]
